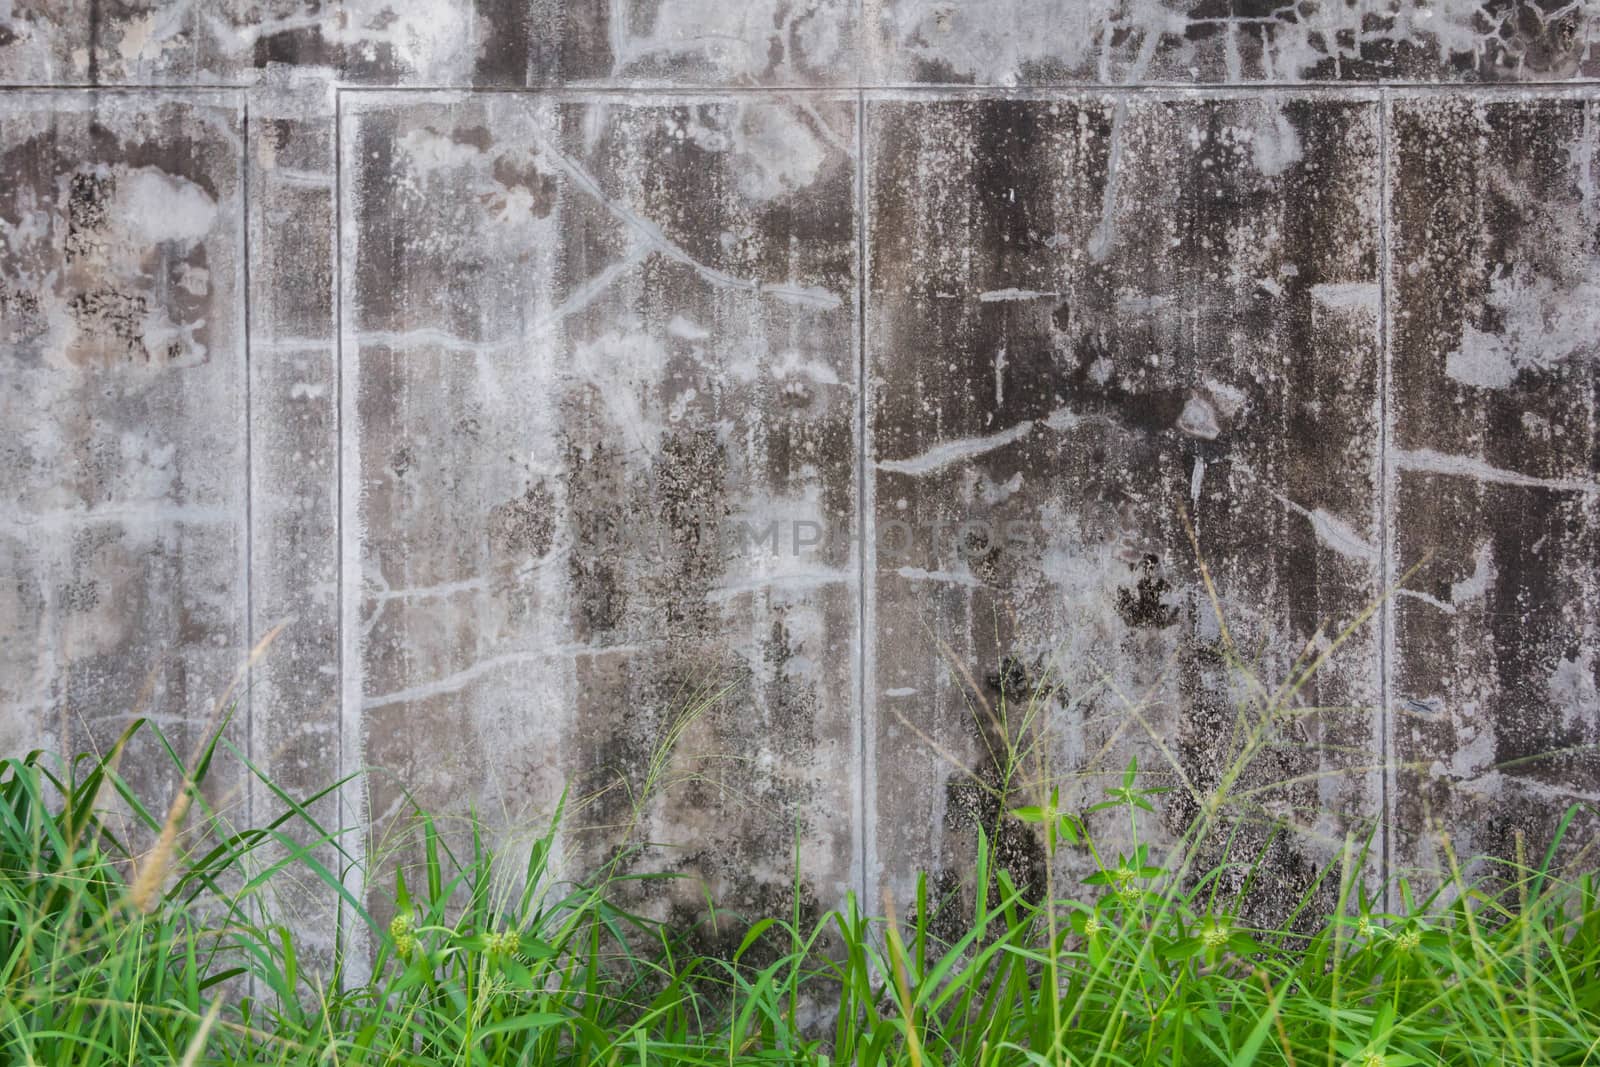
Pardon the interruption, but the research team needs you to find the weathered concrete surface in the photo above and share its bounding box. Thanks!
[1387,92,1600,879]
[341,92,860,925]
[247,73,342,953]
[0,92,247,808]
[866,94,1386,917]
[7,2,1597,89]
[0,2,1597,941]
[0,0,860,87]
[866,1,1600,85]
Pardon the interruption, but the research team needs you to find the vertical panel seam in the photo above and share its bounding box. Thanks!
[1377,86,1393,912]
[855,90,871,909]
[241,92,254,837]
[855,0,869,917]
[333,84,349,980]
[334,85,371,987]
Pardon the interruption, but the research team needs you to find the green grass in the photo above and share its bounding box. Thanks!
[3,709,1599,1067]
[5,559,1597,1065]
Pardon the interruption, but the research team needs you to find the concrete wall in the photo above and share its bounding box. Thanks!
[2,1,1597,948]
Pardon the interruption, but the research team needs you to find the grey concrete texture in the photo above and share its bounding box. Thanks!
[341,91,860,933]
[1386,91,1600,876]
[866,93,1386,917]
[0,93,249,813]
[0,0,1597,948]
[3,2,1599,88]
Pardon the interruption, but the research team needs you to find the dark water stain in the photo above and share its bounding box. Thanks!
[65,288,150,360]
[1166,635,1333,929]
[1483,487,1589,772]
[81,121,227,202]
[0,287,44,344]
[562,437,631,640]
[351,116,410,334]
[650,427,729,636]
[490,154,557,218]
[664,869,825,966]
[939,654,1051,909]
[566,641,830,974]
[943,770,1047,908]
[1115,555,1179,630]
[910,56,975,84]
[985,655,1031,700]
[761,617,820,761]
[1063,335,1192,441]
[65,169,115,261]
[488,482,556,560]
[471,0,534,85]
[86,0,100,83]
[1388,96,1599,877]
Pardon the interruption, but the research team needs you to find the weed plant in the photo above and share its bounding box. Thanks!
[4,713,1598,1065]
[3,558,1598,1064]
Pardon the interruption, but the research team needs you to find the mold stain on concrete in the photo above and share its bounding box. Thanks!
[1388,95,1600,874]
[1,0,1597,956]
[0,95,245,814]
[338,92,858,930]
[866,91,1388,921]
[1114,555,1181,630]
[868,0,1597,85]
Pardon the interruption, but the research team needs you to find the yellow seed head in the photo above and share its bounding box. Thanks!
[486,929,521,956]
[129,790,192,914]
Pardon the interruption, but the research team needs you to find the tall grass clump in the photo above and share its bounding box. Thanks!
[3,553,1598,1063]
[3,713,1598,1065]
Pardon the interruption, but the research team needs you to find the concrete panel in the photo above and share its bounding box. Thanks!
[247,74,341,953]
[451,0,862,86]
[1387,92,1600,879]
[866,93,1384,919]
[0,1,479,86]
[0,1,859,88]
[865,1,1600,86]
[0,92,246,807]
[1,0,1596,941]
[341,92,859,928]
